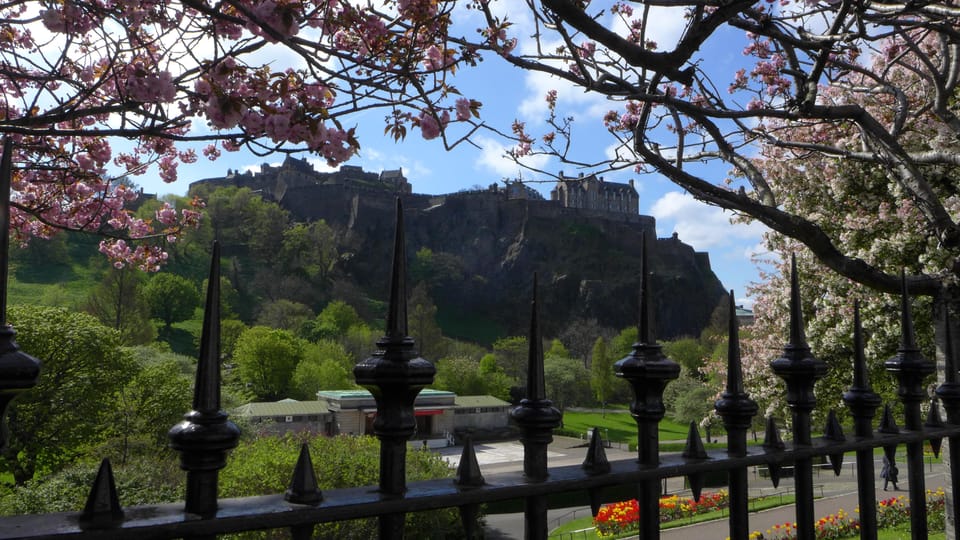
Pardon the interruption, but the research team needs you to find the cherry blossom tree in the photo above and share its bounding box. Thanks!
[0,0,483,268]
[458,2,959,529]
[461,3,960,372]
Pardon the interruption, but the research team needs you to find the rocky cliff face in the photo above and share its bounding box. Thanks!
[278,185,727,343]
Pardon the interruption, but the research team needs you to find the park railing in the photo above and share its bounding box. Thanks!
[0,145,958,539]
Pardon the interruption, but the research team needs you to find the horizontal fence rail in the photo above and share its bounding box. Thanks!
[1,427,959,539]
[0,179,955,539]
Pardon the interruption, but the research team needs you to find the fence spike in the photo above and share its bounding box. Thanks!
[688,472,706,503]
[637,235,652,344]
[823,410,845,475]
[79,459,123,529]
[510,273,561,482]
[682,422,708,460]
[843,301,882,437]
[763,416,785,488]
[850,301,871,391]
[455,436,485,487]
[885,272,934,426]
[587,488,604,517]
[285,443,322,505]
[878,403,899,434]
[898,271,917,350]
[0,138,12,326]
[715,290,757,454]
[788,254,808,348]
[354,196,435,540]
[526,272,546,402]
[926,398,944,458]
[459,504,480,539]
[290,524,315,540]
[385,197,408,340]
[168,242,241,517]
[582,427,611,475]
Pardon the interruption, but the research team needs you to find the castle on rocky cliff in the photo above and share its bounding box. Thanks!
[189,156,641,219]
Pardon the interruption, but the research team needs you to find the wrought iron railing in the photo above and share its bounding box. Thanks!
[0,147,957,539]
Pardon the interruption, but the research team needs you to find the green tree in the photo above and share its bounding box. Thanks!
[303,300,365,342]
[340,324,377,366]
[113,354,193,462]
[142,273,201,331]
[590,337,615,414]
[662,338,710,379]
[409,283,445,360]
[492,336,528,386]
[255,299,314,332]
[292,340,357,398]
[84,267,156,345]
[543,356,591,413]
[545,339,570,360]
[2,306,134,483]
[279,220,338,286]
[234,326,306,400]
[664,375,717,427]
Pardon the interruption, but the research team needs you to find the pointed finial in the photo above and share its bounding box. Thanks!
[823,410,845,441]
[0,138,11,326]
[195,241,222,413]
[638,235,652,344]
[583,427,611,474]
[386,198,408,340]
[823,411,846,475]
[763,416,785,450]
[285,443,322,505]
[926,398,944,458]
[878,403,899,433]
[899,271,917,350]
[851,301,870,390]
[455,437,485,487]
[682,422,708,459]
[526,273,546,401]
[79,459,124,528]
[788,254,807,348]
[726,291,743,394]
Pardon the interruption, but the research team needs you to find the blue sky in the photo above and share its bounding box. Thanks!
[138,3,770,307]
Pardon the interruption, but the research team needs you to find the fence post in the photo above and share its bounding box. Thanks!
[936,311,960,536]
[0,139,40,450]
[509,274,561,540]
[886,274,934,539]
[715,290,758,540]
[842,302,882,539]
[615,237,679,540]
[770,256,826,540]
[168,241,241,524]
[354,198,435,539]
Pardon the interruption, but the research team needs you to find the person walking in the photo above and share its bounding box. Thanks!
[880,454,899,491]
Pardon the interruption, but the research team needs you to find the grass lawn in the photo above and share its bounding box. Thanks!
[560,411,720,445]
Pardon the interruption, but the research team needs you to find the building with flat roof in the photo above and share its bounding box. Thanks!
[234,391,512,445]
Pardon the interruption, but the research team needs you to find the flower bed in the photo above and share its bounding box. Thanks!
[754,487,946,540]
[594,491,729,537]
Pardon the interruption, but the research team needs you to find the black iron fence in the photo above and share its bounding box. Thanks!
[0,171,957,539]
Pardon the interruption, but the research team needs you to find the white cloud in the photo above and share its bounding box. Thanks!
[609,6,687,51]
[649,191,766,250]
[474,135,549,177]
